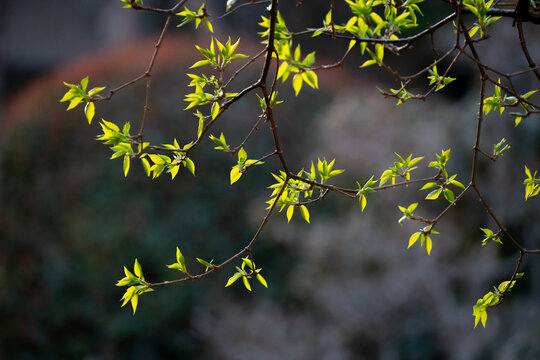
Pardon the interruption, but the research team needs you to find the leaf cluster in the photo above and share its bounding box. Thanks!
[473,273,524,328]
[177,4,214,33]
[427,65,456,92]
[230,147,263,184]
[225,257,268,291]
[524,166,540,200]
[356,176,377,211]
[115,259,153,314]
[380,153,423,185]
[96,120,139,177]
[480,228,502,246]
[463,0,500,38]
[260,12,319,95]
[191,37,248,70]
[149,139,196,179]
[267,171,312,224]
[167,246,188,274]
[407,225,438,255]
[60,77,105,124]
[420,149,465,203]
[184,73,236,111]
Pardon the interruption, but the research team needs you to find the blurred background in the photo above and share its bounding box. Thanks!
[1,1,539,359]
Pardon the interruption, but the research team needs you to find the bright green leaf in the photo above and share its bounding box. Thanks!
[225,272,242,287]
[425,187,442,200]
[425,236,432,255]
[230,166,242,184]
[123,155,130,177]
[408,232,420,248]
[286,205,294,222]
[141,158,151,176]
[130,294,139,314]
[299,205,310,223]
[242,276,252,291]
[292,74,303,96]
[443,188,455,202]
[84,102,95,124]
[256,273,268,288]
[360,194,367,211]
[184,158,196,176]
[197,258,213,271]
[134,259,143,278]
[211,102,220,120]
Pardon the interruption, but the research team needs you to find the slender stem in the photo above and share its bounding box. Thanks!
[516,20,540,81]
[471,79,486,186]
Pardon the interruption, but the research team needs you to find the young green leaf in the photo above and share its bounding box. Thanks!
[425,236,432,255]
[225,272,242,287]
[84,102,95,124]
[299,205,310,223]
[286,205,294,222]
[230,166,242,184]
[134,259,143,278]
[211,102,220,120]
[184,158,196,176]
[242,276,252,291]
[425,187,442,200]
[256,273,268,288]
[141,158,151,177]
[359,194,367,211]
[443,188,455,202]
[292,74,303,96]
[408,232,420,248]
[197,258,214,271]
[123,155,130,177]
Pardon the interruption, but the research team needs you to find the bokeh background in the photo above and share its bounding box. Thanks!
[1,1,540,359]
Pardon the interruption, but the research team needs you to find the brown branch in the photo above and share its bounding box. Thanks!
[223,48,267,89]
[258,0,290,174]
[311,41,357,71]
[93,13,175,105]
[231,115,266,154]
[430,185,472,225]
[516,20,540,81]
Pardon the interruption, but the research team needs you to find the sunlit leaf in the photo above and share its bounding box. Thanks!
[123,155,130,177]
[197,258,213,271]
[425,236,432,255]
[286,205,294,222]
[292,74,303,96]
[225,272,242,287]
[425,188,442,200]
[408,232,420,248]
[141,158,151,176]
[360,194,367,211]
[134,259,143,278]
[256,273,268,288]
[211,102,220,120]
[299,205,310,223]
[84,102,95,124]
[184,158,196,176]
[130,294,139,314]
[242,276,252,291]
[230,166,242,184]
